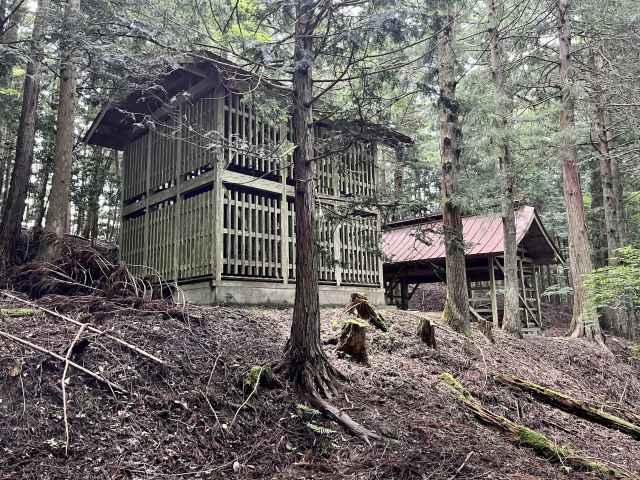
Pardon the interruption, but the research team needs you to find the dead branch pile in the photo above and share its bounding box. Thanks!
[6,229,166,300]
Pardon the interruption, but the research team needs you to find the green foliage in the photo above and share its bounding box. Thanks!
[584,246,640,310]
[295,403,321,419]
[305,422,336,436]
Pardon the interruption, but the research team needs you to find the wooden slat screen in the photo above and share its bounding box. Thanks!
[183,96,218,178]
[340,214,380,285]
[149,121,177,192]
[123,136,146,202]
[223,92,284,179]
[179,187,215,279]
[147,200,176,280]
[121,212,145,275]
[223,185,282,278]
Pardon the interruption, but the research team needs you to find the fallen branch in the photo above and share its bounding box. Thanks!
[308,392,382,445]
[1,291,166,365]
[494,372,640,441]
[0,328,126,393]
[62,324,88,456]
[439,373,627,478]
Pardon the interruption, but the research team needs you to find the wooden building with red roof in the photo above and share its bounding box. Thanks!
[382,206,565,333]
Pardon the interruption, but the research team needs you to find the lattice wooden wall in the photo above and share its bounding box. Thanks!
[120,88,384,288]
[223,185,282,278]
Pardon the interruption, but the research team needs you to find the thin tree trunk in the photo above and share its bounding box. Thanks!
[33,155,53,228]
[83,149,112,239]
[41,0,80,259]
[589,154,607,268]
[438,0,469,335]
[0,0,49,270]
[557,0,601,341]
[283,0,339,395]
[487,0,520,337]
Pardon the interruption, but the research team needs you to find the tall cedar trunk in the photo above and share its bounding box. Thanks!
[438,1,470,334]
[284,0,337,394]
[589,154,607,268]
[41,0,80,258]
[557,0,601,340]
[0,5,24,208]
[0,0,49,269]
[487,0,520,336]
[589,50,620,261]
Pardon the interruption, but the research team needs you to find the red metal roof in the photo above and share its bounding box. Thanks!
[382,206,536,263]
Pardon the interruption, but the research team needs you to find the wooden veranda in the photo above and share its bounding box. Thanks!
[382,207,566,333]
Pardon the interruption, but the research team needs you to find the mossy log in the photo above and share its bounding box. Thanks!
[337,319,368,363]
[0,307,39,317]
[348,293,387,332]
[494,372,640,441]
[416,317,437,348]
[440,373,626,478]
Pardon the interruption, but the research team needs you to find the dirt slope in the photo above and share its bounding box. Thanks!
[1,294,639,479]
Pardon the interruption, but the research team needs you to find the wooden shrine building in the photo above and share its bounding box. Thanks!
[84,53,411,305]
[382,207,565,333]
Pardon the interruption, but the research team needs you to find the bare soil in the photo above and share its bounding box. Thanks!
[1,293,639,479]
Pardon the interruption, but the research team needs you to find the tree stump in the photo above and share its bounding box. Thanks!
[348,292,387,331]
[337,319,369,363]
[416,317,437,348]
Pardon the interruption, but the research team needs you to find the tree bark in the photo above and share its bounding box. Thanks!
[41,0,80,259]
[487,0,521,337]
[589,49,621,262]
[83,149,112,239]
[33,155,53,228]
[557,0,601,340]
[0,0,49,269]
[588,153,607,268]
[282,0,340,395]
[438,1,470,335]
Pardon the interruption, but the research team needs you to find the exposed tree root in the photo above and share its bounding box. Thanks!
[440,373,628,478]
[308,392,382,445]
[275,348,381,444]
[494,372,640,441]
[275,349,345,399]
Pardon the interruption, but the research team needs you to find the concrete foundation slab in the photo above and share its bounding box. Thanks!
[176,279,385,306]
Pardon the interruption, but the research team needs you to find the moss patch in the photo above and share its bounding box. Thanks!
[243,366,274,392]
[0,308,39,318]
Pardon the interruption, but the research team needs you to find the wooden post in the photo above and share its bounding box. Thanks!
[333,222,342,286]
[534,264,543,326]
[489,255,499,328]
[143,132,152,270]
[173,106,183,282]
[518,254,530,328]
[211,87,225,284]
[400,281,409,310]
